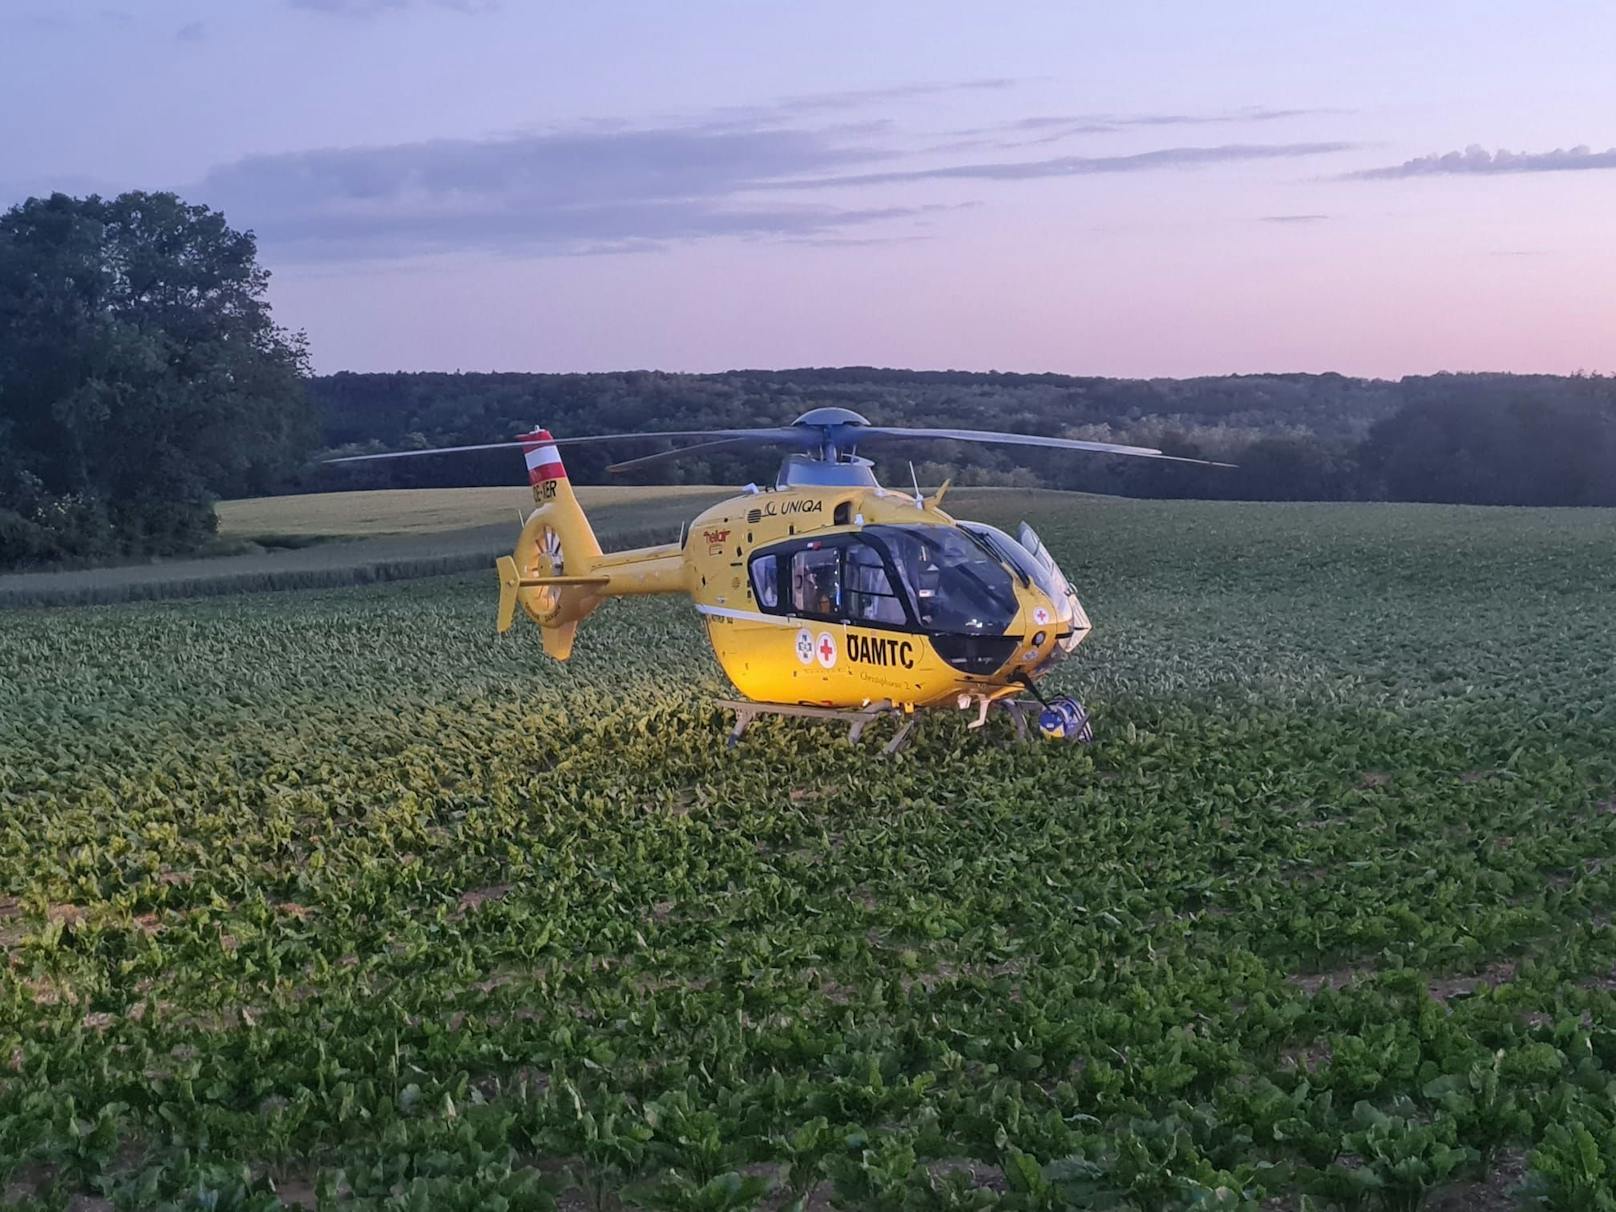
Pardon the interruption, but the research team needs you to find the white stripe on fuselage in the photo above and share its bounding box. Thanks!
[694,603,798,626]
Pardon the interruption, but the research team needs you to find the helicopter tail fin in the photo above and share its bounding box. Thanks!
[497,427,690,660]
[498,429,606,660]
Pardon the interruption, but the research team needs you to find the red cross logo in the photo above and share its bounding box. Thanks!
[815,631,837,669]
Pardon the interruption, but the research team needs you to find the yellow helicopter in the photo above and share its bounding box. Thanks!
[328,409,1225,753]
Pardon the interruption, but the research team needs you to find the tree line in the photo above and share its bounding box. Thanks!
[308,368,1616,508]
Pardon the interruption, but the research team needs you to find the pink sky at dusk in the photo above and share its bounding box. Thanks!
[2,0,1613,379]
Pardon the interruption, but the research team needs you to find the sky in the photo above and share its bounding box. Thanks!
[1,0,1613,379]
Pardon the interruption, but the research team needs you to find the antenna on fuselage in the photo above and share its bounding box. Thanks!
[907,461,924,510]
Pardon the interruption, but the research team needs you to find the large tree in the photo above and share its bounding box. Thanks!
[0,191,314,566]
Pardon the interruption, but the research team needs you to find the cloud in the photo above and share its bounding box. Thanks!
[931,106,1343,152]
[185,100,1357,263]
[201,126,884,210]
[768,142,1357,190]
[176,20,206,41]
[249,198,937,259]
[1259,213,1329,223]
[683,80,1019,136]
[287,0,497,15]
[772,79,1019,115]
[196,124,913,260]
[1353,143,1616,179]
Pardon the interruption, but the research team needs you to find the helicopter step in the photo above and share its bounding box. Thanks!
[717,698,921,757]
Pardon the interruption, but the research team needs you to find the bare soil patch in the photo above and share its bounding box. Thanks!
[1426,1148,1527,1211]
[1428,959,1518,1004]
[1287,964,1371,995]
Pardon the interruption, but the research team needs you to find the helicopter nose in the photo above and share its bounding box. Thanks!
[1022,592,1061,661]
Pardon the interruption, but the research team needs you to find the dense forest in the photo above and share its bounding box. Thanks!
[305,368,1616,506]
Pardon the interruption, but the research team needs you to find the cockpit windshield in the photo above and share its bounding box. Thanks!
[862,525,1019,634]
[959,522,1073,625]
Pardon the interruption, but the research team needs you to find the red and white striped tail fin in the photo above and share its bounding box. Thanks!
[499,426,603,658]
[517,428,567,499]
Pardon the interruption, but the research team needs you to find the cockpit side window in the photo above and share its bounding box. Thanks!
[791,545,842,618]
[751,536,922,629]
[749,552,779,609]
[846,543,907,625]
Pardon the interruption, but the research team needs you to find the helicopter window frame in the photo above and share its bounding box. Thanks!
[790,544,844,618]
[843,542,908,626]
[746,536,919,631]
[749,552,779,608]
[747,549,790,616]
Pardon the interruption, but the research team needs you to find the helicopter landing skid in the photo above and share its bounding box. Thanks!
[718,699,920,757]
[717,696,1048,758]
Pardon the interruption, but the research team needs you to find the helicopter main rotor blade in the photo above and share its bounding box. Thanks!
[321,428,814,465]
[325,440,540,464]
[605,437,761,474]
[315,417,1234,471]
[852,426,1236,468]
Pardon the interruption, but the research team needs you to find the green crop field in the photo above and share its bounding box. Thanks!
[4,495,1616,1211]
[215,487,742,541]
[0,489,741,611]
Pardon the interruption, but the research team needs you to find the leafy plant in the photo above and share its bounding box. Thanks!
[1302,1100,1472,1212]
[1525,1104,1616,1212]
[1421,1051,1529,1170]
[623,1169,773,1212]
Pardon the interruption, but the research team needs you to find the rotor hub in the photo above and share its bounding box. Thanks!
[791,407,870,430]
[791,407,870,464]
